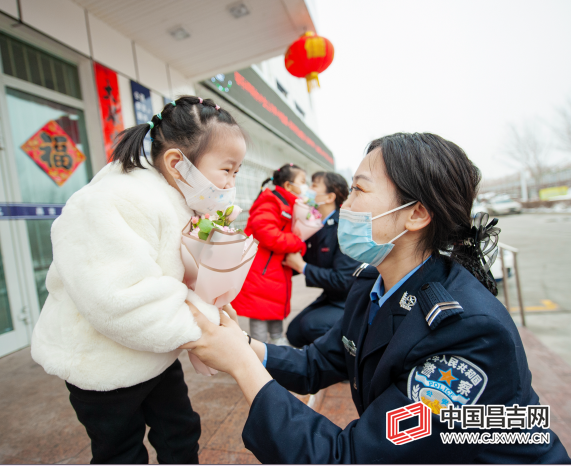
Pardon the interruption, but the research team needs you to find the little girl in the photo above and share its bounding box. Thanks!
[31,96,246,464]
[232,163,307,344]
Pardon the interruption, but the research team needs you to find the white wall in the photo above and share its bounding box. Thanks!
[0,0,18,18]
[88,12,137,80]
[19,0,90,56]
[117,74,136,129]
[170,66,196,98]
[0,0,196,102]
[150,91,166,115]
[135,44,170,98]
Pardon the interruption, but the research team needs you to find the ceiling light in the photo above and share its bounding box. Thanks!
[228,2,250,19]
[168,26,190,41]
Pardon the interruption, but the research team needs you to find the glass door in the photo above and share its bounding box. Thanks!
[0,32,92,356]
[5,88,92,307]
[0,225,32,356]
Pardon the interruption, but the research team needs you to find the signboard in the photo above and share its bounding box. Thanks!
[539,186,568,200]
[20,120,86,186]
[0,203,64,220]
[94,62,124,161]
[131,81,153,155]
[202,68,334,168]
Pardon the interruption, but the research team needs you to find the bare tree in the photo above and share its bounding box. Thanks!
[553,99,571,153]
[503,122,550,190]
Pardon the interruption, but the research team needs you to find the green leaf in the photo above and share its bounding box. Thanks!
[216,210,224,218]
[213,219,224,226]
[224,205,234,217]
[197,218,214,234]
[198,230,209,241]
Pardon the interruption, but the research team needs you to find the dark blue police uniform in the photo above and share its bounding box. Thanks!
[287,210,360,347]
[243,255,570,463]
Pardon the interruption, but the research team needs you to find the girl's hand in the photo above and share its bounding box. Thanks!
[183,301,255,376]
[283,252,306,274]
[222,303,239,325]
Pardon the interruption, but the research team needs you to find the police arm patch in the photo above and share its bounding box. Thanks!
[406,355,488,414]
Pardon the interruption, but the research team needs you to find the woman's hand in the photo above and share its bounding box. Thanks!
[283,252,306,273]
[183,302,273,405]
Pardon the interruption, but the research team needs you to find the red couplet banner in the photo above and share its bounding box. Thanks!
[94,62,124,161]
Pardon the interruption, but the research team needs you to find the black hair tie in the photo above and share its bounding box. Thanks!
[463,212,501,272]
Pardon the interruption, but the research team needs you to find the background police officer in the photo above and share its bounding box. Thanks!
[284,171,360,347]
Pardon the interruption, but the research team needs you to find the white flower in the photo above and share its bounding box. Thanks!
[227,205,242,223]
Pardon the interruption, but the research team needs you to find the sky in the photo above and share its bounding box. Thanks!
[309,0,571,180]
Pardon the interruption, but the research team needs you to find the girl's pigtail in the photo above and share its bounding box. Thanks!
[111,123,151,172]
[257,176,274,198]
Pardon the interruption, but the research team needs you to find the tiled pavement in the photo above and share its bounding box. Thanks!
[0,275,569,464]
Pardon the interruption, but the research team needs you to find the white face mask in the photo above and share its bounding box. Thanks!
[293,183,308,197]
[173,149,236,215]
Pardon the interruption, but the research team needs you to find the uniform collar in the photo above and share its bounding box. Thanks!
[370,256,431,304]
[369,256,431,325]
[359,255,448,366]
[322,209,337,225]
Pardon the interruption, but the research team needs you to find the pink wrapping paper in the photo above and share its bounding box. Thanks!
[181,219,258,375]
[292,199,324,241]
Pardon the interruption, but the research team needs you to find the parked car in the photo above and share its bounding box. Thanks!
[486,194,522,215]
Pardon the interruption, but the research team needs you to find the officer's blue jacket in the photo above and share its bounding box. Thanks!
[242,255,570,463]
[303,210,360,306]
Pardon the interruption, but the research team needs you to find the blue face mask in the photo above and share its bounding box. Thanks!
[305,189,317,202]
[337,201,417,267]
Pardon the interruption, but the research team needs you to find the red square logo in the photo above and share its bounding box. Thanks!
[386,401,432,445]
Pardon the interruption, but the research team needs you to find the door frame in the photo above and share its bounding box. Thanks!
[0,23,104,356]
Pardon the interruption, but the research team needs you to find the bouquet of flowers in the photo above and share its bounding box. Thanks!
[180,205,258,376]
[292,196,323,241]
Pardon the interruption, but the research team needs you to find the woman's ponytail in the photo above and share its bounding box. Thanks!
[111,123,151,172]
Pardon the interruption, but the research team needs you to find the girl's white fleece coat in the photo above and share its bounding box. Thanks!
[31,161,204,391]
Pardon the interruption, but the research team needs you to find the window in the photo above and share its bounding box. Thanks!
[295,102,305,117]
[276,79,288,97]
[0,33,81,99]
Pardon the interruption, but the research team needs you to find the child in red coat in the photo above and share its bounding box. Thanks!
[232,164,307,344]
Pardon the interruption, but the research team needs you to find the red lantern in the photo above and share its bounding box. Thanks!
[285,31,334,92]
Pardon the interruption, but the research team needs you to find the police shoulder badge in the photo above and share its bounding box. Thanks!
[407,355,488,414]
[399,291,417,311]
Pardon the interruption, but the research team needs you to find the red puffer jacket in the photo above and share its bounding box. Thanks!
[232,186,306,320]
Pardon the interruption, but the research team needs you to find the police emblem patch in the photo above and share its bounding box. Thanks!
[407,355,488,414]
[399,291,417,311]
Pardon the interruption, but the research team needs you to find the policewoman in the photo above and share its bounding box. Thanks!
[284,171,361,347]
[185,133,570,463]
